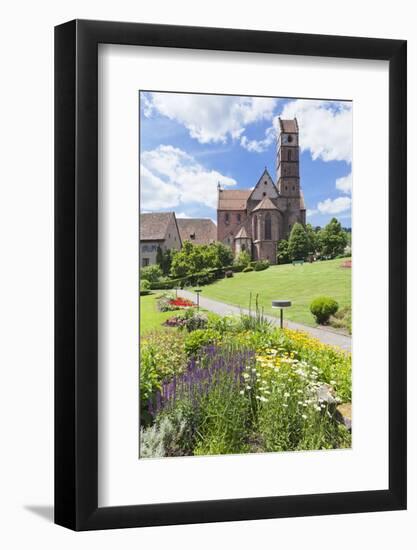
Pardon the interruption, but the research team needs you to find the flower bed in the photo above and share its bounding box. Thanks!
[169,297,195,308]
[140,316,352,458]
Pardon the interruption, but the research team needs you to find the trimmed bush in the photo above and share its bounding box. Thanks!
[254,260,270,271]
[242,266,254,273]
[310,296,339,325]
[140,279,151,296]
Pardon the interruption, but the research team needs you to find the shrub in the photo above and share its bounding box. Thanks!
[182,311,208,332]
[225,270,234,278]
[310,297,339,324]
[140,409,193,458]
[140,264,163,283]
[140,279,151,295]
[242,266,254,273]
[234,250,251,268]
[140,330,187,418]
[276,239,291,264]
[254,260,270,271]
[184,329,221,357]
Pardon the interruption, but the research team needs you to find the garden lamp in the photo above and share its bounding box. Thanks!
[272,300,292,329]
[194,288,202,310]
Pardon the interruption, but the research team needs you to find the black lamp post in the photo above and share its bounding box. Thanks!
[272,300,292,329]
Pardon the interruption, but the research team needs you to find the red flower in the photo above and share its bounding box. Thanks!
[169,298,196,307]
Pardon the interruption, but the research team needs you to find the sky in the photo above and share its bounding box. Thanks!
[139,92,352,228]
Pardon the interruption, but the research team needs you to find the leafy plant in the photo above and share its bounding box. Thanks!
[140,264,163,283]
[238,293,272,333]
[140,279,151,295]
[242,266,254,273]
[253,260,270,271]
[310,296,339,324]
[184,329,221,357]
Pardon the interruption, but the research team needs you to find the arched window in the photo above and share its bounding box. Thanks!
[253,215,258,240]
[288,149,292,161]
[265,213,272,240]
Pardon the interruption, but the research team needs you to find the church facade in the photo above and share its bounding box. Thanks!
[217,118,306,265]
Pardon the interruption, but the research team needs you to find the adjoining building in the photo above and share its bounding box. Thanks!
[140,212,182,267]
[140,213,217,267]
[176,218,217,246]
[217,118,306,264]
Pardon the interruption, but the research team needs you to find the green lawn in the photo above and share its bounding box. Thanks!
[140,293,178,336]
[201,258,351,326]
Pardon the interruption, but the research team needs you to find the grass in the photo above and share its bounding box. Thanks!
[140,293,179,336]
[200,258,351,327]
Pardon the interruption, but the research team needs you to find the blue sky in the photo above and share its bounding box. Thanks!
[140,92,352,228]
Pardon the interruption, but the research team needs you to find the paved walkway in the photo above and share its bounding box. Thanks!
[177,289,351,352]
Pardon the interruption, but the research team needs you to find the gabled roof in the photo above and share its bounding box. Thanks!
[177,218,217,245]
[218,189,251,211]
[235,226,249,239]
[248,168,278,201]
[140,212,176,241]
[278,118,298,133]
[252,196,278,212]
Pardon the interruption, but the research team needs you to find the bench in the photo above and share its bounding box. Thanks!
[292,259,304,266]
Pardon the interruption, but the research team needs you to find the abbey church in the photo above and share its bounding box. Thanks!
[217,118,306,264]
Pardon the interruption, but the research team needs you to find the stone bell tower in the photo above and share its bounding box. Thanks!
[276,118,300,199]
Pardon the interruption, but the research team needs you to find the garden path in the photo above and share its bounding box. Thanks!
[177,289,352,352]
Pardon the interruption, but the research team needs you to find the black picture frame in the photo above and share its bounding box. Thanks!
[55,19,407,531]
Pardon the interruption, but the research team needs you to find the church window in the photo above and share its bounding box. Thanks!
[263,191,266,196]
[288,150,292,161]
[142,258,150,267]
[264,180,267,185]
[225,213,230,224]
[285,186,288,191]
[253,215,258,240]
[292,186,295,191]
[237,213,241,222]
[265,213,272,240]
[242,244,246,252]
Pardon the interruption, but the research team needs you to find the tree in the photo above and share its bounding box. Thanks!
[317,218,348,258]
[170,241,234,279]
[140,264,163,282]
[305,223,318,255]
[156,246,173,275]
[276,239,291,264]
[288,223,309,260]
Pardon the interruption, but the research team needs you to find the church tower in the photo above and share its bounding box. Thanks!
[276,118,300,198]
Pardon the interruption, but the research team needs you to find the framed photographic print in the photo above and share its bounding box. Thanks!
[55,20,407,530]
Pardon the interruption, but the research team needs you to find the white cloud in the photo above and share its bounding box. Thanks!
[175,212,192,218]
[335,172,352,194]
[317,196,352,215]
[240,126,275,153]
[143,92,277,144]
[278,100,352,163]
[307,209,318,217]
[140,145,236,210]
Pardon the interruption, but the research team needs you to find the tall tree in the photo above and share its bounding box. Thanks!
[318,218,348,258]
[276,239,291,264]
[288,223,309,260]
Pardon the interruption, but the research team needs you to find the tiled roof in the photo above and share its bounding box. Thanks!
[177,218,217,245]
[252,196,278,212]
[279,118,298,133]
[218,189,251,210]
[140,212,175,241]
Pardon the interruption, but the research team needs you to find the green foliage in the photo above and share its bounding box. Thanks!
[234,250,251,268]
[330,306,352,334]
[242,266,254,273]
[170,241,233,279]
[140,264,163,283]
[140,330,187,413]
[184,329,221,357]
[156,247,173,276]
[317,218,348,259]
[140,279,151,295]
[181,310,209,332]
[305,223,318,255]
[254,260,270,271]
[237,293,272,333]
[288,223,309,261]
[310,296,339,324]
[276,239,291,264]
[140,409,193,458]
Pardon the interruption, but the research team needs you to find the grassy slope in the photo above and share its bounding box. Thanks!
[140,293,178,336]
[201,258,351,326]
